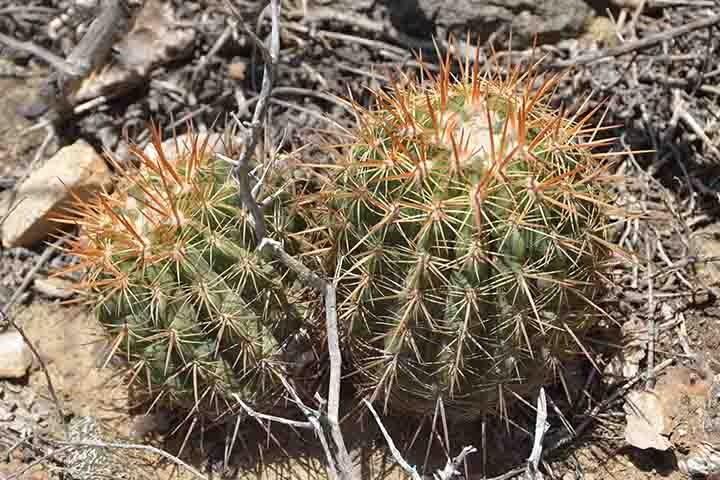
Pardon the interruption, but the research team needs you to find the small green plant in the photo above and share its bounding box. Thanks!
[56,126,307,417]
[296,49,624,421]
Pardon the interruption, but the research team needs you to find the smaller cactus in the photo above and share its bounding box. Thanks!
[54,125,307,417]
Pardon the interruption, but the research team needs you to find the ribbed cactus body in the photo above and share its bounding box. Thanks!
[60,130,303,414]
[300,59,618,420]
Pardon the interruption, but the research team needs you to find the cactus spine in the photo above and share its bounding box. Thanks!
[297,48,621,421]
[56,127,305,416]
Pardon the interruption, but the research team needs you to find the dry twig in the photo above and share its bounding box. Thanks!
[223,1,353,478]
[553,13,720,68]
[11,0,134,118]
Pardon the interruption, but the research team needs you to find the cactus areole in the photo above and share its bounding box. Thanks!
[56,127,303,416]
[299,50,621,421]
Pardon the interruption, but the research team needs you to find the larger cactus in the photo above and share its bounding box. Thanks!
[297,52,621,421]
[56,127,307,416]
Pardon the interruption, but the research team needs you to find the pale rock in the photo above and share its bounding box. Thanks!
[32,276,76,300]
[142,132,236,163]
[1,140,112,248]
[624,390,672,450]
[137,132,248,171]
[0,331,33,379]
[0,405,13,421]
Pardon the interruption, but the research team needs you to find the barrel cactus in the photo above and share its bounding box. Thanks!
[55,126,307,417]
[296,52,621,421]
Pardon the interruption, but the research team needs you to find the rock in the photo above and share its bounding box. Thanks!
[624,362,717,457]
[32,276,76,300]
[679,442,720,478]
[383,0,595,47]
[1,140,112,248]
[140,132,245,167]
[579,16,619,48]
[0,331,33,379]
[624,390,673,450]
[228,61,247,81]
[0,405,14,422]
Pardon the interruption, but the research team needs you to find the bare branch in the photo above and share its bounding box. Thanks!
[12,0,134,117]
[552,13,720,68]
[363,398,423,480]
[223,2,353,478]
[226,0,281,243]
[435,446,478,480]
[0,32,83,76]
[257,238,353,479]
[232,393,314,429]
[524,388,549,480]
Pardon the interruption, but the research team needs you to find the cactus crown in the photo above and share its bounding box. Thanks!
[296,44,623,420]
[54,125,304,416]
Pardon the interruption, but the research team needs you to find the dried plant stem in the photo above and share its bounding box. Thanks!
[364,398,422,480]
[257,238,353,479]
[224,1,352,478]
[227,0,280,243]
[0,32,83,76]
[553,13,720,68]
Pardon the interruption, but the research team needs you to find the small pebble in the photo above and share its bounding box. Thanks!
[227,61,247,81]
[0,331,34,379]
[32,277,75,300]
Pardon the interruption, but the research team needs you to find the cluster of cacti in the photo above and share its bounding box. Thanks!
[57,45,622,425]
[294,52,620,421]
[55,127,309,416]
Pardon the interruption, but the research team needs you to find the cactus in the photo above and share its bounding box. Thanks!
[55,126,307,417]
[296,49,622,421]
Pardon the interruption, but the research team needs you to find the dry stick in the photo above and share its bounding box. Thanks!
[364,397,478,480]
[226,0,279,243]
[16,0,133,117]
[257,238,353,479]
[363,398,422,480]
[277,375,344,479]
[480,359,677,480]
[525,389,549,479]
[225,1,353,478]
[233,394,314,430]
[436,446,478,480]
[552,13,720,68]
[0,234,70,433]
[672,89,720,159]
[645,232,656,390]
[0,32,83,76]
[5,445,74,480]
